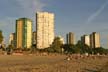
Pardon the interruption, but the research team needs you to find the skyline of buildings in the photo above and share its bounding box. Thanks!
[4,11,104,49]
[16,18,32,49]
[36,12,55,49]
[81,32,100,48]
[0,0,108,49]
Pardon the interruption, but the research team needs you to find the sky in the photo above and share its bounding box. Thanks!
[0,0,108,48]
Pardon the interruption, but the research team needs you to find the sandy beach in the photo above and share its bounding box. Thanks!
[0,54,108,72]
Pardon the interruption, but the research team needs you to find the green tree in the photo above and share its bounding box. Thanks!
[47,47,55,53]
[75,40,84,54]
[51,37,63,53]
[0,30,3,44]
[75,40,92,54]
[92,47,108,55]
[6,45,14,55]
[63,44,76,54]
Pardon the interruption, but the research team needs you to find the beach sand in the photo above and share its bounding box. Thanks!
[0,54,108,72]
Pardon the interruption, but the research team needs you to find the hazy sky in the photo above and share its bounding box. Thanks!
[0,0,108,48]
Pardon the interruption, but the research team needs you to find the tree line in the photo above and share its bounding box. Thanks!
[34,37,108,55]
[0,30,108,55]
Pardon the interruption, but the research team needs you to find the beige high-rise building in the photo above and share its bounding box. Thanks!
[81,35,90,46]
[66,32,75,45]
[36,12,54,49]
[90,32,100,48]
[16,18,32,49]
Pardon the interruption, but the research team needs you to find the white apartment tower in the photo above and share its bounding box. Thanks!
[36,12,55,49]
[81,35,90,46]
[90,32,100,48]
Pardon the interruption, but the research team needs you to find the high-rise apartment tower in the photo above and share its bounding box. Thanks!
[16,18,32,49]
[66,32,75,45]
[90,32,100,48]
[81,35,90,46]
[36,12,54,49]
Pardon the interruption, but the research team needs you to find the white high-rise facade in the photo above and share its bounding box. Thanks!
[81,35,90,46]
[36,12,54,49]
[90,32,100,48]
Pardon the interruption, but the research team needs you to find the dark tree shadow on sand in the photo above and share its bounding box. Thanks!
[84,68,101,72]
